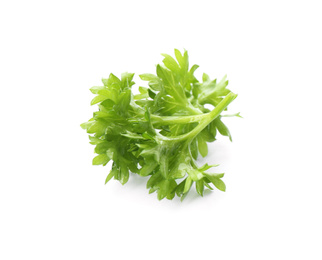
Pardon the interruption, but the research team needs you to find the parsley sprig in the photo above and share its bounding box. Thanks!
[81,49,238,200]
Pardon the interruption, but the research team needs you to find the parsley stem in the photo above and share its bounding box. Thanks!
[151,114,205,125]
[160,92,237,142]
[150,95,237,126]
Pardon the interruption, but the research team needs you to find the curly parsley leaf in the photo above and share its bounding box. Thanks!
[81,49,239,201]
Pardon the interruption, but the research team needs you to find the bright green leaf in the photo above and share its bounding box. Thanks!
[198,137,208,157]
[196,180,204,196]
[92,154,110,165]
[105,170,115,184]
[183,177,193,193]
[90,95,108,105]
[208,176,226,191]
[162,53,180,73]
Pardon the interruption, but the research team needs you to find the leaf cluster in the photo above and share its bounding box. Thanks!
[81,49,238,200]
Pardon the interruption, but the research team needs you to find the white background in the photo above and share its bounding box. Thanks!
[1,0,321,259]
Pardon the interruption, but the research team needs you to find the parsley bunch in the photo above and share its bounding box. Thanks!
[81,49,238,200]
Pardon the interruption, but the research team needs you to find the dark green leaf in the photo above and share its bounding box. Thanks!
[148,89,156,99]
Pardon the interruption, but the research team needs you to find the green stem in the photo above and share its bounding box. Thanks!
[160,92,237,142]
[151,114,205,125]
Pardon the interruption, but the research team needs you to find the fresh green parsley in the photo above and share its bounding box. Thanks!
[81,49,239,200]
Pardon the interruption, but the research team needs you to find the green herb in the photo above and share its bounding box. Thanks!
[81,49,239,200]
